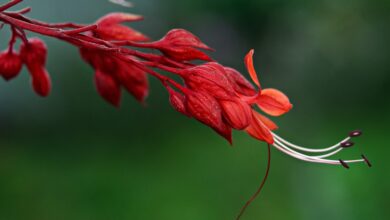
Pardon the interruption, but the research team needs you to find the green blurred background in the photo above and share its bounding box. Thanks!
[0,0,389,219]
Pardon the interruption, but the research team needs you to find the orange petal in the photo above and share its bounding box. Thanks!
[245,111,274,144]
[257,88,292,116]
[253,111,278,131]
[244,49,260,88]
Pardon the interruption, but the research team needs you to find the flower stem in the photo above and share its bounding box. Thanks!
[236,144,271,220]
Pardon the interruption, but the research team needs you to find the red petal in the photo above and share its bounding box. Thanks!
[252,111,278,131]
[245,110,274,144]
[244,49,260,88]
[257,88,292,116]
[94,69,122,107]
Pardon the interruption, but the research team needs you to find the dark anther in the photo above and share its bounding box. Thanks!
[341,141,354,148]
[361,155,372,167]
[349,130,362,138]
[339,159,350,169]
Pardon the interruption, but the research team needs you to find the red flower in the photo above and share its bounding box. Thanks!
[0,49,22,81]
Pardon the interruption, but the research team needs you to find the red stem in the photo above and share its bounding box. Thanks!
[0,0,23,12]
[4,7,31,15]
[236,144,271,220]
[61,24,97,35]
[7,26,17,54]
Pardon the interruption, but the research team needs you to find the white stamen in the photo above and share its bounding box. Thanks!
[272,132,350,153]
[271,137,365,166]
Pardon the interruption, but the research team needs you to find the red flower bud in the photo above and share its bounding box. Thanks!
[184,62,236,100]
[220,99,252,130]
[94,13,149,41]
[163,47,212,62]
[0,50,23,81]
[151,29,213,62]
[185,91,232,143]
[156,29,213,50]
[167,87,188,116]
[115,60,149,102]
[224,67,256,96]
[94,69,122,107]
[29,65,51,97]
[20,38,47,66]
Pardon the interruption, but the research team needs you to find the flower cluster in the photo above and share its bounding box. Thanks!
[0,1,371,219]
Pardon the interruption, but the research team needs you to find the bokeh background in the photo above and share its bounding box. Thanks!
[0,0,389,219]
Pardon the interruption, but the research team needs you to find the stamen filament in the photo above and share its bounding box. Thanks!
[272,132,350,153]
[272,140,365,166]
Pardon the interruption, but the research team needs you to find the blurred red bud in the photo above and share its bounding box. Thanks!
[20,38,47,66]
[94,69,122,107]
[79,48,118,72]
[94,13,149,41]
[29,65,51,97]
[115,60,149,102]
[0,50,23,81]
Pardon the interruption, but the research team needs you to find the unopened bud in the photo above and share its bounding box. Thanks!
[0,50,23,81]
[20,38,47,66]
